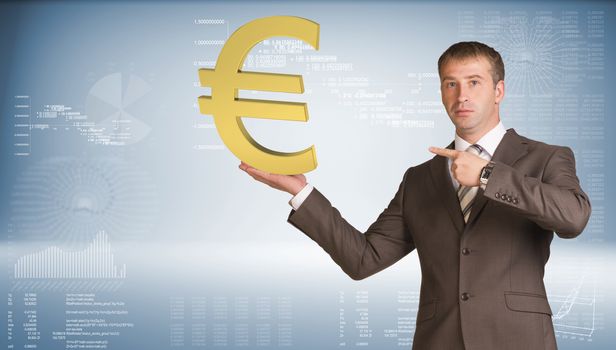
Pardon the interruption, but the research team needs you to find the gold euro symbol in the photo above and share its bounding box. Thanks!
[198,16,319,175]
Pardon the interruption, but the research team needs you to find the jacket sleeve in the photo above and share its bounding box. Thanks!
[287,169,415,280]
[483,146,592,238]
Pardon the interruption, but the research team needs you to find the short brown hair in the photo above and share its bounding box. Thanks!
[438,41,504,86]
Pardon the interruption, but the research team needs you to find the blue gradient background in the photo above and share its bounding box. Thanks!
[1,1,615,349]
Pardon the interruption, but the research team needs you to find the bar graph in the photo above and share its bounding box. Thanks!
[14,231,126,279]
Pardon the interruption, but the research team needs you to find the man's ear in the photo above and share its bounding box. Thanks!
[494,80,505,104]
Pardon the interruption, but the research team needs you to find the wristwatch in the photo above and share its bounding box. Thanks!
[479,161,495,190]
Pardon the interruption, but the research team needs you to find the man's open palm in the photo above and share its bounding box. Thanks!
[239,161,307,195]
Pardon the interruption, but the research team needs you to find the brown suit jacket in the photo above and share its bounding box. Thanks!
[287,128,591,350]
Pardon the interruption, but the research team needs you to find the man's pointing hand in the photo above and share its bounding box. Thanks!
[429,147,489,187]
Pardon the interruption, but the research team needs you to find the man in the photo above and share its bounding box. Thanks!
[239,41,591,349]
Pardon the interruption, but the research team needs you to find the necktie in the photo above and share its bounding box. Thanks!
[457,144,484,223]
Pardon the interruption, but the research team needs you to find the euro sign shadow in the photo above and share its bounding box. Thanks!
[198,16,319,175]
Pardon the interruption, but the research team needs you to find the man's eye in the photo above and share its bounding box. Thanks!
[470,80,479,86]
[447,82,456,88]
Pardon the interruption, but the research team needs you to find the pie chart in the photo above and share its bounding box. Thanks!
[85,73,152,145]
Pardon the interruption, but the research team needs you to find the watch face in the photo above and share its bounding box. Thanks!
[481,165,493,181]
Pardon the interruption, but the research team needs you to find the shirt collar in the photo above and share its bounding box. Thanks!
[454,121,506,158]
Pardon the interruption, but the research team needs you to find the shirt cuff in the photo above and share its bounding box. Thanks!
[289,183,314,210]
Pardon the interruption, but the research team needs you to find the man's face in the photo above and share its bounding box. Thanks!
[440,57,504,138]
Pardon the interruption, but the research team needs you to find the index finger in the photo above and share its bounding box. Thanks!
[429,146,458,159]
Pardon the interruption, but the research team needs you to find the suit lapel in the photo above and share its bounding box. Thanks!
[465,128,528,227]
[429,140,465,235]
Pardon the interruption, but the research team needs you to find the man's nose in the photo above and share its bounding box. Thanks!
[456,86,469,103]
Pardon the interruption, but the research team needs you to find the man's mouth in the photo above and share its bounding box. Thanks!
[455,109,474,115]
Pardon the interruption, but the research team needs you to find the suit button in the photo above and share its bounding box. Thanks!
[461,292,469,301]
[513,198,519,204]
[500,194,507,200]
[506,195,512,202]
[495,192,500,198]
[461,248,470,255]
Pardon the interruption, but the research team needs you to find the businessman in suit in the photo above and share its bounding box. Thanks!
[239,41,591,349]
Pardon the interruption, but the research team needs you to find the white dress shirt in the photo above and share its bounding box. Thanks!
[289,121,507,210]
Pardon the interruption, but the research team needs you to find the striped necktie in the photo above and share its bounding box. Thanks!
[457,144,484,223]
